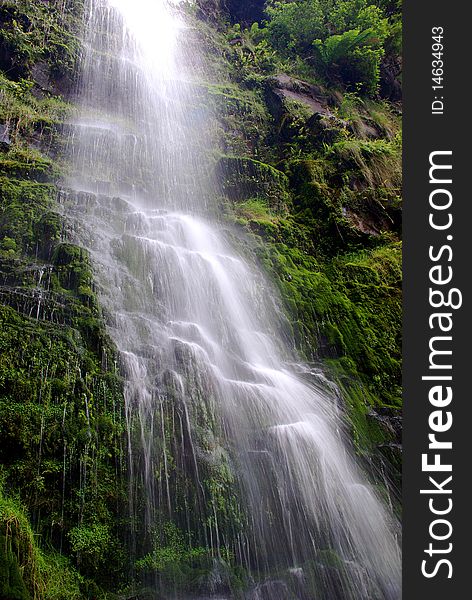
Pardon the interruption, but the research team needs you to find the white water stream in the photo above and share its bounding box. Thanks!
[62,1,401,597]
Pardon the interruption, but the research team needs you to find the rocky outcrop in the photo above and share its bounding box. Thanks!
[267,74,334,117]
[264,74,349,148]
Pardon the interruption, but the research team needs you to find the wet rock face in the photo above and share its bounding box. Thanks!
[246,580,294,600]
[216,155,290,210]
[380,54,402,101]
[264,74,348,150]
[368,407,402,445]
[0,123,11,151]
[196,0,266,24]
[195,559,234,596]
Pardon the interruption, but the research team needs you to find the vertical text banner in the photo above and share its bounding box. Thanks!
[404,0,470,598]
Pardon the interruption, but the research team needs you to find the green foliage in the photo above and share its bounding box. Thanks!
[136,522,207,574]
[337,94,400,139]
[225,26,278,77]
[68,523,111,570]
[265,0,326,54]
[0,534,29,600]
[0,72,75,147]
[313,28,385,94]
[262,0,399,96]
[0,484,84,600]
[0,0,84,80]
[327,134,401,189]
[314,29,374,64]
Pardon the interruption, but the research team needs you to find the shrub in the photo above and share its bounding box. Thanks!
[313,28,385,94]
[263,0,393,95]
[68,523,111,571]
[265,0,326,54]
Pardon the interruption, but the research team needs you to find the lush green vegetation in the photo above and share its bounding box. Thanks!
[221,0,402,97]
[202,0,402,468]
[0,2,130,597]
[265,0,400,95]
[0,483,84,600]
[0,0,84,82]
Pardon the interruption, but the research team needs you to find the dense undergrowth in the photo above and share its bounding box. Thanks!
[1,0,402,596]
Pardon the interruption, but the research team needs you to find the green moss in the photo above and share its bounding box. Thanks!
[0,61,126,588]
[0,177,56,254]
[0,534,30,600]
[0,149,60,182]
[217,155,290,211]
[0,484,85,600]
[232,197,283,226]
[0,73,75,135]
[0,0,84,81]
[206,83,270,149]
[136,522,207,574]
[0,300,127,587]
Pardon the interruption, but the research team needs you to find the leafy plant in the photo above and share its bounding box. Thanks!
[262,0,397,95]
[265,0,326,54]
[313,28,385,94]
[135,522,207,573]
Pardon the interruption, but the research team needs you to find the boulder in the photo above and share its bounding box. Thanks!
[265,75,348,147]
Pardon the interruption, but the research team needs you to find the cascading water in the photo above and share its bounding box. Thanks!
[62,0,401,597]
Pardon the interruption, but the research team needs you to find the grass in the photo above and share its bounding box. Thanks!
[337,92,401,140]
[233,197,280,224]
[327,135,401,189]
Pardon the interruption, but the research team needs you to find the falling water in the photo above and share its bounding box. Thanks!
[62,0,401,598]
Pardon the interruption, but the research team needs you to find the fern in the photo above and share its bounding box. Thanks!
[313,28,377,65]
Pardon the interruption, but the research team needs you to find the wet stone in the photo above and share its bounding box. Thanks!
[246,580,295,600]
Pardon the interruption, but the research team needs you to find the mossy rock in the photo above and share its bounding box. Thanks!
[217,155,290,211]
[0,0,83,85]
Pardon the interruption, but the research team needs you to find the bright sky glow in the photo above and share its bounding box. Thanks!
[108,0,186,72]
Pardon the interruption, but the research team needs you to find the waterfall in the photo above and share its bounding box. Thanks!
[62,0,401,597]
